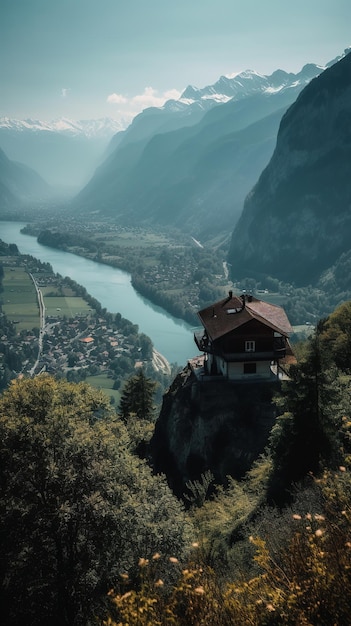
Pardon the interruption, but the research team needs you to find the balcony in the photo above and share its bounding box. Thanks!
[194,332,286,361]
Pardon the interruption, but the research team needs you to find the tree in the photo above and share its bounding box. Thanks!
[67,351,78,367]
[0,375,191,626]
[119,369,156,421]
[138,333,153,360]
[268,335,344,502]
[318,301,351,371]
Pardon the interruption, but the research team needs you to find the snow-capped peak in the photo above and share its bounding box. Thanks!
[0,117,125,138]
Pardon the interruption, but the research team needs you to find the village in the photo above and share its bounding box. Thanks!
[0,252,159,397]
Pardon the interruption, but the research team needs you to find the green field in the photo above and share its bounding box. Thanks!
[93,230,172,249]
[257,292,289,306]
[2,266,92,331]
[85,373,121,403]
[2,268,39,331]
[43,294,92,318]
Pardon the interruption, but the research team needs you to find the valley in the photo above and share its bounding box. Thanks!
[2,50,350,344]
[2,6,351,622]
[15,213,339,332]
[21,215,229,325]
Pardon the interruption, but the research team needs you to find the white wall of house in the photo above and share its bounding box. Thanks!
[205,353,275,380]
[227,359,272,380]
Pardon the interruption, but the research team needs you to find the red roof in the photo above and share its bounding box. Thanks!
[197,293,293,341]
[79,336,94,343]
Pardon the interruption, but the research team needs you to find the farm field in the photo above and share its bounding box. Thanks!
[257,292,289,306]
[85,373,121,403]
[2,267,39,331]
[2,266,92,332]
[42,294,92,318]
[92,229,172,249]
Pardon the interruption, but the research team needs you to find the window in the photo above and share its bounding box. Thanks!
[245,340,255,352]
[244,363,256,374]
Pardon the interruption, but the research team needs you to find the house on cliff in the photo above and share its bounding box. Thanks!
[194,291,295,381]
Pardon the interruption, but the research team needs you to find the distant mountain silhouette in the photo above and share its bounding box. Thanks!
[0,118,121,192]
[0,146,50,209]
[74,62,327,239]
[228,50,351,286]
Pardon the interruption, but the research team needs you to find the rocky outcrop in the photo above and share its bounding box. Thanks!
[228,50,351,285]
[152,365,279,497]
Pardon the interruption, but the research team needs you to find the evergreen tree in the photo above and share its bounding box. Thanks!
[268,334,344,502]
[119,369,156,421]
[318,300,351,371]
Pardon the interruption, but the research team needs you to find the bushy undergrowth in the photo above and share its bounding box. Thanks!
[104,468,351,626]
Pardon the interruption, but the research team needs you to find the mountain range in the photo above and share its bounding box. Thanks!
[228,48,351,288]
[0,117,124,138]
[0,118,123,191]
[2,45,350,288]
[74,62,331,238]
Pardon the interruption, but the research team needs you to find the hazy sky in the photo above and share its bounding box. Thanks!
[1,0,350,125]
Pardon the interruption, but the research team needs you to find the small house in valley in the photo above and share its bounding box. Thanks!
[194,291,295,381]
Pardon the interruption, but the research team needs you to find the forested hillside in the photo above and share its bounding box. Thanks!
[1,300,351,624]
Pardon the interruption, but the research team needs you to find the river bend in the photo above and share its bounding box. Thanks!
[0,221,198,365]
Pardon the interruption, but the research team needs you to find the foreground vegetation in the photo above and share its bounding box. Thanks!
[0,377,192,625]
[1,301,351,624]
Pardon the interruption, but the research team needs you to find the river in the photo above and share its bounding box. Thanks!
[0,221,199,365]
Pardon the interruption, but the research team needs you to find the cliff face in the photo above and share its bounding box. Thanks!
[152,365,279,497]
[228,50,351,285]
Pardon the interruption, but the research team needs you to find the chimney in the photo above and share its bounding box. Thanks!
[223,290,233,306]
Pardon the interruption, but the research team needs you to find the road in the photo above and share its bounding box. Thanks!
[28,272,46,376]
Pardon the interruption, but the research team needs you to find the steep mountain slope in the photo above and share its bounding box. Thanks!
[228,50,351,285]
[0,147,50,208]
[74,64,324,238]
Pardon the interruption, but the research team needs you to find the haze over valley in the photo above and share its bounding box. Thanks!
[1,49,347,236]
[3,3,351,624]
[2,44,351,332]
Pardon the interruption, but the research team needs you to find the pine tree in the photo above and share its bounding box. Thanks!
[268,334,343,502]
[319,301,351,371]
[119,369,156,421]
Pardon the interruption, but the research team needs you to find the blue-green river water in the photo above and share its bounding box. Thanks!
[0,221,199,365]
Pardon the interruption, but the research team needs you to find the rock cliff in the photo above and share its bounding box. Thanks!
[228,49,351,285]
[152,364,279,497]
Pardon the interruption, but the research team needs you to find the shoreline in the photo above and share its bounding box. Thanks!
[152,348,171,375]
